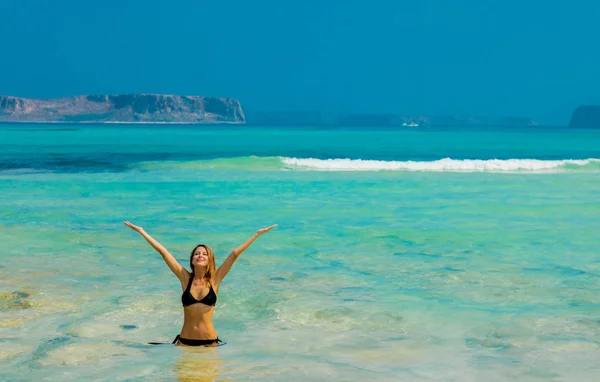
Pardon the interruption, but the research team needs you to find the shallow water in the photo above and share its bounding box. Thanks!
[1,124,600,381]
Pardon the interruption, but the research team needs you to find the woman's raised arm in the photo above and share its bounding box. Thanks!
[215,224,277,285]
[124,221,187,282]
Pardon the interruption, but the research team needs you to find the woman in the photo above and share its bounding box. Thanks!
[124,221,277,347]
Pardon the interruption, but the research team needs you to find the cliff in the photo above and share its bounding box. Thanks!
[569,106,600,128]
[0,94,245,124]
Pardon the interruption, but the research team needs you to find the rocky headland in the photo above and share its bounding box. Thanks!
[0,94,245,124]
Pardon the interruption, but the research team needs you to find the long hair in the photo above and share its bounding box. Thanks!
[189,244,216,285]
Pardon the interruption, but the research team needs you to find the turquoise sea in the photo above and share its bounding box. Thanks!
[1,124,600,381]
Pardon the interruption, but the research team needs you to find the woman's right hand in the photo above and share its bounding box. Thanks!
[124,221,144,233]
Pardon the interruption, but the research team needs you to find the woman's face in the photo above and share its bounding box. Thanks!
[192,246,209,267]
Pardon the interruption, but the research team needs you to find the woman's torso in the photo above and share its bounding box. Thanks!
[179,274,219,340]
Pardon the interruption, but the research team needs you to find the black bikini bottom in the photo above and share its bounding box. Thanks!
[172,335,222,346]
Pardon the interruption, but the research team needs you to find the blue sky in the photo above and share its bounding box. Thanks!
[1,0,599,124]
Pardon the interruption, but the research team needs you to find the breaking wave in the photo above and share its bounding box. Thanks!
[280,157,600,173]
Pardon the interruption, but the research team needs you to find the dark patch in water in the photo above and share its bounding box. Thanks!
[465,336,514,351]
[522,267,544,272]
[523,265,587,277]
[329,260,344,268]
[336,286,375,302]
[369,312,404,324]
[305,254,375,277]
[110,296,125,304]
[0,290,34,310]
[313,307,354,320]
[86,275,112,283]
[269,276,286,282]
[394,251,442,259]
[567,300,600,309]
[121,324,138,330]
[0,151,188,173]
[376,234,399,240]
[111,339,153,349]
[539,334,597,343]
[382,336,408,341]
[335,286,367,294]
[5,127,81,131]
[553,265,586,276]
[36,128,81,131]
[398,239,417,246]
[440,266,463,272]
[27,336,73,366]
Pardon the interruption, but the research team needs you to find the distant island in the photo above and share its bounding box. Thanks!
[0,94,245,124]
[245,110,536,128]
[569,106,600,128]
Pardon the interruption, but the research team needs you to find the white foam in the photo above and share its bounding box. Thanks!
[280,157,600,173]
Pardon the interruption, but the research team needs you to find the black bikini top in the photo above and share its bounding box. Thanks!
[181,276,217,307]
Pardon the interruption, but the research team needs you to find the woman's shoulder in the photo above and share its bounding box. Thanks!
[179,270,193,289]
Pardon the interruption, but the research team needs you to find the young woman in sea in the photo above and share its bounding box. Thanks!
[124,221,277,347]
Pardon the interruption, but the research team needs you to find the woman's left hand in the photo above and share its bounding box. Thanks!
[257,224,278,235]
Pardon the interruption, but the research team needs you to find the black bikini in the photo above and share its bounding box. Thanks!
[181,277,217,307]
[173,276,220,346]
[172,335,222,346]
